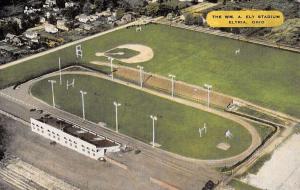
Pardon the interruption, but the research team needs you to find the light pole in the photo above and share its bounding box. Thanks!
[204,84,212,108]
[168,74,176,97]
[80,90,87,120]
[137,65,144,88]
[150,115,157,148]
[58,57,62,85]
[48,80,56,107]
[113,101,121,133]
[108,57,114,80]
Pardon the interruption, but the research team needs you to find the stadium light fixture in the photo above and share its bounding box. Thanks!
[113,101,121,133]
[59,57,62,85]
[108,57,114,80]
[48,80,56,107]
[204,84,212,108]
[80,90,87,120]
[137,65,144,88]
[150,115,157,148]
[168,74,176,98]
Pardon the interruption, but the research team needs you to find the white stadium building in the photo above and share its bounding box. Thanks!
[30,117,120,160]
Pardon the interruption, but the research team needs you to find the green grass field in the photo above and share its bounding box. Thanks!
[80,24,300,118]
[1,24,300,119]
[31,74,252,159]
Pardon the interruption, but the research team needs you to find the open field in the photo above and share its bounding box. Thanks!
[0,24,299,119]
[80,24,300,118]
[31,73,253,160]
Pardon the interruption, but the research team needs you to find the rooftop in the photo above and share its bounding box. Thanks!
[37,117,119,148]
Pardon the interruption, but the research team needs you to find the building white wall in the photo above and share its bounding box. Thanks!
[30,118,120,160]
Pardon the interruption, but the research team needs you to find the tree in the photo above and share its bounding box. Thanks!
[184,13,194,25]
[56,0,66,8]
[63,6,80,19]
[83,1,93,15]
[48,14,56,25]
[146,3,159,16]
[94,0,105,11]
[116,8,125,20]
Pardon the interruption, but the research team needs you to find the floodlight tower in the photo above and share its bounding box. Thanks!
[58,57,62,85]
[113,101,121,133]
[204,84,212,108]
[168,74,176,98]
[150,115,157,148]
[48,80,56,107]
[137,65,144,88]
[80,90,87,120]
[108,57,114,80]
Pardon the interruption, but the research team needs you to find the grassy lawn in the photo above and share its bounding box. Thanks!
[79,24,300,119]
[229,179,261,190]
[1,24,299,119]
[31,74,252,160]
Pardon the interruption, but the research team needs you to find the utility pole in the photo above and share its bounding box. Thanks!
[204,84,212,108]
[168,74,176,97]
[150,115,157,148]
[113,101,121,133]
[108,57,114,80]
[48,80,56,107]
[59,57,62,85]
[137,65,144,88]
[80,90,87,120]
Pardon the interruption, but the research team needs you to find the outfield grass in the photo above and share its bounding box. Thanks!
[1,24,299,119]
[0,46,78,88]
[31,74,252,159]
[79,24,300,118]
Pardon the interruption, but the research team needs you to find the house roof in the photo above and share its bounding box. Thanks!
[36,117,120,148]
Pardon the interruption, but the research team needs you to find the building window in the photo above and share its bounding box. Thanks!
[82,149,85,152]
[88,151,90,154]
[48,130,50,132]
[41,130,44,133]
[93,153,95,156]
[65,141,67,144]
[75,145,77,148]
[70,143,72,147]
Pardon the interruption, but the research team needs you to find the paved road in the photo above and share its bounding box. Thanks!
[0,83,222,189]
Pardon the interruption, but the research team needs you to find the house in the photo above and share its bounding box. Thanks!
[5,33,23,47]
[57,20,69,31]
[45,24,58,34]
[65,2,74,8]
[81,24,93,31]
[30,117,121,160]
[44,0,56,7]
[121,14,132,23]
[96,10,112,17]
[76,14,89,23]
[89,15,99,22]
[40,17,46,23]
[24,31,38,39]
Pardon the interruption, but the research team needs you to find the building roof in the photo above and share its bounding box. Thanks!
[37,117,119,148]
